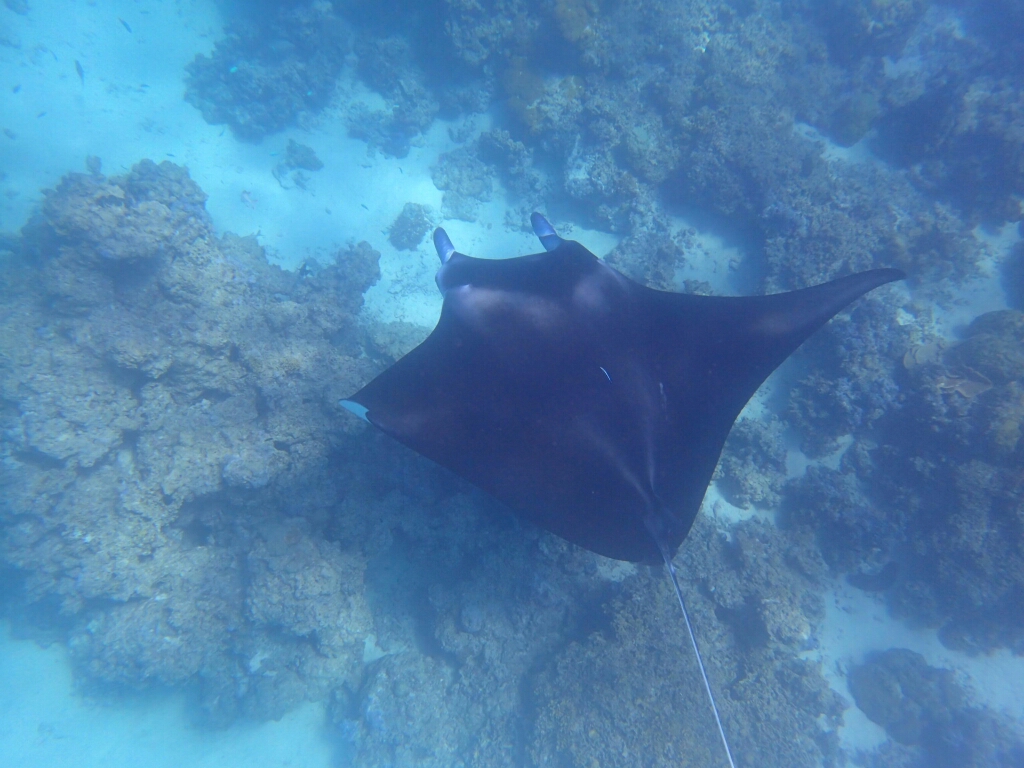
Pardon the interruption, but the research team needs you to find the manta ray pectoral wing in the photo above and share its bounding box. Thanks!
[658,267,907,414]
[636,265,905,567]
[346,217,905,565]
[744,268,907,345]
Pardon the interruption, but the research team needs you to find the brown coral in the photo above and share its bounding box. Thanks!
[0,161,380,722]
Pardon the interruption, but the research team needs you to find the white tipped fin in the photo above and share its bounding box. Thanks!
[340,400,369,422]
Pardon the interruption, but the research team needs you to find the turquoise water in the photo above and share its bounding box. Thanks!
[1,2,1023,767]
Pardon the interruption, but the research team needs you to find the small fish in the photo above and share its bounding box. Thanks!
[75,60,84,85]
[36,111,46,118]
[361,203,368,210]
[3,128,16,140]
[240,190,258,209]
[229,65,238,74]
[166,153,176,158]
[119,18,132,34]
[12,84,20,93]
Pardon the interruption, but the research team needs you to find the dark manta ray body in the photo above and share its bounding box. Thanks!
[342,214,903,765]
[344,214,902,562]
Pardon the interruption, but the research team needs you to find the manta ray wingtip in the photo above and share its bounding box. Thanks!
[885,267,907,282]
[433,227,456,265]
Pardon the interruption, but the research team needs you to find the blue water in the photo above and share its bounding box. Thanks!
[1,1,1022,767]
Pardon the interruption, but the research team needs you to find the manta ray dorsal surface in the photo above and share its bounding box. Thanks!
[343,213,904,564]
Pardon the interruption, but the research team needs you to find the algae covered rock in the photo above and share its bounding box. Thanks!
[947,310,1024,386]
[849,648,1024,767]
[0,159,381,723]
[529,515,841,768]
[184,3,349,141]
[849,648,963,744]
[388,202,432,250]
[246,522,371,656]
[33,159,208,266]
[717,415,788,510]
[431,146,493,222]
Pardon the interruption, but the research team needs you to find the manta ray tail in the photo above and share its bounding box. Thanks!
[663,555,738,768]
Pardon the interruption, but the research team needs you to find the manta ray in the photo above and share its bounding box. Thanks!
[342,213,903,766]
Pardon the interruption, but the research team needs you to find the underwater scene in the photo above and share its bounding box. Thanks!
[1,0,1023,766]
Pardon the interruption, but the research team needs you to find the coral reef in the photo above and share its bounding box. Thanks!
[425,0,983,289]
[7,0,1024,760]
[169,0,997,296]
[872,311,1024,652]
[184,2,349,141]
[347,35,439,158]
[439,0,533,69]
[850,648,1024,767]
[182,0,997,288]
[784,463,901,575]
[272,138,324,190]
[716,416,788,510]
[787,292,911,457]
[530,515,839,768]
[0,160,380,722]
[431,146,493,222]
[803,0,929,64]
[476,128,549,212]
[3,149,1005,761]
[603,218,686,291]
[1,152,1005,763]
[320,498,842,767]
[849,648,964,745]
[788,309,1024,654]
[328,492,594,766]
[388,202,433,251]
[872,3,1024,221]
[26,159,208,271]
[1001,237,1024,311]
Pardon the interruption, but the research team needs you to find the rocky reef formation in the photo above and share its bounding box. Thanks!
[431,146,493,222]
[875,310,1024,653]
[717,416,788,510]
[785,308,1024,655]
[182,2,999,295]
[184,2,350,142]
[530,515,840,768]
[787,291,913,458]
[388,202,433,251]
[0,160,381,723]
[849,648,1024,768]
[347,33,442,158]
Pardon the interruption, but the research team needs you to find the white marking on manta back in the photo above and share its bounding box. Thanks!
[340,400,369,422]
